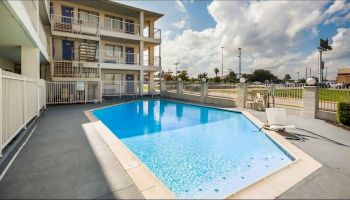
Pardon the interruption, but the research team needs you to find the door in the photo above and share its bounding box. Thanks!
[125,19,134,34]
[125,47,134,64]
[61,6,73,24]
[126,74,134,94]
[62,40,74,60]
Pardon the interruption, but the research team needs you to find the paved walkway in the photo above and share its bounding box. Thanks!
[0,98,349,199]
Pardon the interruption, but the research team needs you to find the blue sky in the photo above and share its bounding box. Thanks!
[119,0,350,79]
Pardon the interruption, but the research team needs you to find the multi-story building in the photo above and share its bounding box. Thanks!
[0,0,162,103]
[50,1,162,99]
[336,68,350,84]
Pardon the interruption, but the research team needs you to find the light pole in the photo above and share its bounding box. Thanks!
[174,62,179,78]
[238,48,242,78]
[297,72,300,82]
[221,47,224,77]
[318,38,332,83]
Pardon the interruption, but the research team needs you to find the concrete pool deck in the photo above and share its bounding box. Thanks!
[0,98,349,199]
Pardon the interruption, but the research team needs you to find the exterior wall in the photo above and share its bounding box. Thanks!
[0,57,15,72]
[336,74,350,84]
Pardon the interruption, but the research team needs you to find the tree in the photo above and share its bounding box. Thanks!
[283,74,292,82]
[178,70,189,81]
[241,73,252,82]
[163,73,173,81]
[251,69,277,83]
[223,71,237,83]
[198,73,208,80]
[214,67,219,77]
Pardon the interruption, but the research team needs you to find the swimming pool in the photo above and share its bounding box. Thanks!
[93,100,294,198]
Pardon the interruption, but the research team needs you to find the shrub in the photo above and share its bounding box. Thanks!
[337,102,350,125]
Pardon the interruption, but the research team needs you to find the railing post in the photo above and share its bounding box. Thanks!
[177,80,183,97]
[303,86,318,118]
[237,83,247,108]
[0,69,3,156]
[23,78,27,129]
[99,80,103,103]
[200,81,208,103]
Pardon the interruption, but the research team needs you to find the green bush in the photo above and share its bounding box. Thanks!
[337,102,350,125]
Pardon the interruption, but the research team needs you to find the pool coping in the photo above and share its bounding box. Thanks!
[84,99,322,199]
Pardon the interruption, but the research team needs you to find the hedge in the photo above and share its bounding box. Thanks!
[337,102,350,125]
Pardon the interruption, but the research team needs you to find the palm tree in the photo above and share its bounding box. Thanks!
[214,67,219,77]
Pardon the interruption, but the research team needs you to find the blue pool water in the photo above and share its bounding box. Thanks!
[93,100,293,198]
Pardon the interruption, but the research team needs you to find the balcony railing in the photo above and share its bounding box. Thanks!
[98,50,140,65]
[144,55,161,67]
[52,60,100,79]
[51,14,100,37]
[52,11,160,39]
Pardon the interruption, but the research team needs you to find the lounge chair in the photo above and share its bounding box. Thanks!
[264,108,296,131]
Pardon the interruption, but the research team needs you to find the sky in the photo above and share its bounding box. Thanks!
[118,0,350,79]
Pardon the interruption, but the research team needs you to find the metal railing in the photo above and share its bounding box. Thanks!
[101,81,159,97]
[52,60,100,79]
[247,84,303,108]
[100,16,140,35]
[318,85,350,112]
[98,50,140,65]
[143,55,161,67]
[207,83,238,99]
[164,81,177,92]
[46,81,101,104]
[51,14,100,36]
[183,82,201,95]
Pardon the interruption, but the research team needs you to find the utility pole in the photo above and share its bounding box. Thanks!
[238,48,242,78]
[221,47,224,77]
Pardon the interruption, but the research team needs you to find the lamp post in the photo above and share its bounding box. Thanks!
[221,47,224,77]
[238,48,242,78]
[174,62,179,78]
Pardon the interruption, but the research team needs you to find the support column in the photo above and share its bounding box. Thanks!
[139,40,144,66]
[140,70,144,95]
[237,83,247,108]
[21,46,40,80]
[303,86,318,118]
[149,72,154,93]
[200,81,208,103]
[0,69,2,156]
[139,11,144,37]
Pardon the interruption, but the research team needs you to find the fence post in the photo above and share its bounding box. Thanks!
[237,83,247,108]
[23,78,27,129]
[99,80,103,103]
[36,80,40,117]
[200,81,208,103]
[177,81,183,97]
[160,80,165,92]
[303,86,318,118]
[0,69,2,156]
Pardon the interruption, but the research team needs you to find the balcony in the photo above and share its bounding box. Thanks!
[51,14,100,38]
[51,12,161,40]
[99,51,140,65]
[52,60,100,79]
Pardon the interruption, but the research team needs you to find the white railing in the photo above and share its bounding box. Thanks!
[100,16,140,35]
[46,81,101,104]
[52,60,100,79]
[101,81,159,96]
[51,14,99,36]
[207,83,238,100]
[98,50,140,65]
[0,70,46,155]
[143,55,160,67]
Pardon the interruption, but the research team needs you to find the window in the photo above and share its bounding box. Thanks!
[105,44,122,57]
[104,15,122,30]
[105,73,122,82]
[78,9,99,24]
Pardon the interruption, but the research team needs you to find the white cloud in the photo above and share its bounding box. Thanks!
[325,1,349,15]
[161,1,350,79]
[175,0,187,13]
[172,19,186,29]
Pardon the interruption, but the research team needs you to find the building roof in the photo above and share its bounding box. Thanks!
[337,68,350,74]
[70,0,163,20]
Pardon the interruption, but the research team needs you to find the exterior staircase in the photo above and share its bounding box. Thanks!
[79,42,98,62]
